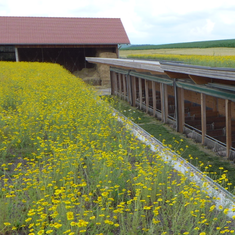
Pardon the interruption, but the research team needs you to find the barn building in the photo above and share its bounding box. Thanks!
[86,57,235,160]
[0,16,130,85]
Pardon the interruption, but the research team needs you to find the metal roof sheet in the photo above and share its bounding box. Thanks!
[86,57,165,74]
[86,57,235,81]
[0,16,130,45]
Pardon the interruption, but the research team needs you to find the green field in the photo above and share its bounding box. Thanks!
[119,39,235,65]
[119,47,235,58]
[121,39,235,50]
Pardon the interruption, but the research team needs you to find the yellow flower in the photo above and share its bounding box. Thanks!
[101,191,109,197]
[66,212,74,221]
[224,209,229,215]
[25,217,32,223]
[4,223,11,226]
[70,221,76,226]
[77,219,88,227]
[46,230,53,234]
[209,205,215,211]
[53,223,62,229]
[63,230,71,234]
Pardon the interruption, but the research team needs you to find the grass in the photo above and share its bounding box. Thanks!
[1,62,235,234]
[104,96,235,194]
[119,48,235,58]
[120,39,235,50]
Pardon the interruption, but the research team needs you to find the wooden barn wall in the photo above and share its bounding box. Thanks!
[143,78,235,119]
[184,90,235,119]
[232,103,235,118]
[155,82,160,91]
[167,85,174,97]
[116,72,235,121]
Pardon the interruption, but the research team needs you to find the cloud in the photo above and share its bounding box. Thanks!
[126,2,235,44]
[1,0,235,44]
[0,2,9,15]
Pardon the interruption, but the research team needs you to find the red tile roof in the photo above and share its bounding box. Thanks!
[0,16,130,45]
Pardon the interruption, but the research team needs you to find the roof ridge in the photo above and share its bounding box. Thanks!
[0,16,121,19]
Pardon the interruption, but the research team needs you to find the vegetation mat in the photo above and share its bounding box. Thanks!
[0,62,235,234]
[126,54,235,68]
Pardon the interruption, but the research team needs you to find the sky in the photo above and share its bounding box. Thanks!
[1,0,235,45]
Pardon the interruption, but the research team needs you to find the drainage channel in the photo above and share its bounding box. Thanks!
[113,109,235,219]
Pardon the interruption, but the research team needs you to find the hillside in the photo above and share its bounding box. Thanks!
[121,39,235,50]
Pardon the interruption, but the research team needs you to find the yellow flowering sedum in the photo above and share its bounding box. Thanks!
[127,53,235,68]
[0,62,234,234]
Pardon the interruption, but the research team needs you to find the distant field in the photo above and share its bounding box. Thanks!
[119,47,235,58]
[121,39,235,50]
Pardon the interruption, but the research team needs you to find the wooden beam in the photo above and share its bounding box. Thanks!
[127,74,132,105]
[212,97,218,112]
[123,74,127,97]
[115,45,119,58]
[165,71,190,79]
[145,79,149,113]
[201,93,206,144]
[139,77,143,110]
[189,75,211,85]
[15,47,19,62]
[110,71,114,95]
[160,83,165,122]
[125,69,164,75]
[126,74,133,105]
[150,71,168,75]
[132,76,137,107]
[171,86,184,131]
[115,72,119,95]
[174,79,179,131]
[213,79,235,85]
[115,72,118,96]
[17,44,117,48]
[112,71,118,96]
[177,87,185,133]
[160,84,169,123]
[118,73,122,97]
[226,99,232,159]
[152,81,156,117]
[164,85,168,121]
